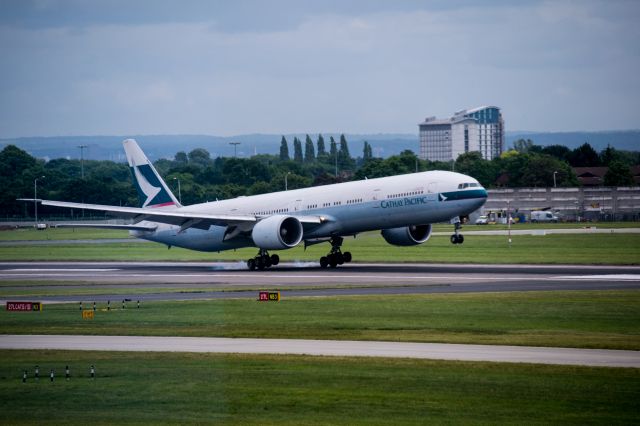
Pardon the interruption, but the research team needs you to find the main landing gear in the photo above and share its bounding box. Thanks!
[450,219,464,244]
[319,237,352,268]
[247,249,280,271]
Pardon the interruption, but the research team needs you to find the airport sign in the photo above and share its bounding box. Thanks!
[6,301,42,312]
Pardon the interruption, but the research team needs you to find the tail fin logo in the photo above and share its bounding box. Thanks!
[130,164,175,208]
[133,166,162,208]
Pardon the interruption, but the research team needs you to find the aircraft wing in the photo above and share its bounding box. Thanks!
[54,223,159,232]
[37,199,323,231]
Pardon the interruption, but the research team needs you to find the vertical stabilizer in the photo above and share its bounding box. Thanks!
[123,139,182,208]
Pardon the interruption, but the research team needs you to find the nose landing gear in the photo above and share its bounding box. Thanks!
[450,218,464,244]
[247,249,280,270]
[319,237,352,268]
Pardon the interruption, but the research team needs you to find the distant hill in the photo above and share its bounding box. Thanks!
[1,130,637,162]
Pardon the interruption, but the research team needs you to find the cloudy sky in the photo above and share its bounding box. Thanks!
[0,0,638,137]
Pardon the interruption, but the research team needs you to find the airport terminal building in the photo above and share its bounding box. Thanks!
[419,106,504,162]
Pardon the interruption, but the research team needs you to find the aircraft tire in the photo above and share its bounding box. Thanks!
[450,235,457,244]
[343,252,352,263]
[271,254,280,266]
[247,259,256,271]
[320,256,329,268]
[329,254,338,268]
[457,234,464,244]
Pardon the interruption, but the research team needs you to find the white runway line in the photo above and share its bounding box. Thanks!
[5,268,120,272]
[1,335,639,368]
[555,274,640,281]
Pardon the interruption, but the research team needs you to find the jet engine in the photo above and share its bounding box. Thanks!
[381,224,432,246]
[251,215,303,250]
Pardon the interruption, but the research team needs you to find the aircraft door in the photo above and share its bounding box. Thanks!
[288,198,303,213]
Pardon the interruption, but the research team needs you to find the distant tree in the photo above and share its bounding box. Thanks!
[362,141,373,163]
[599,145,627,167]
[568,142,600,167]
[329,136,337,159]
[304,134,315,163]
[512,138,534,153]
[316,134,326,158]
[604,161,634,186]
[279,136,289,161]
[338,134,355,170]
[187,148,211,167]
[293,137,303,163]
[454,151,496,187]
[541,145,571,162]
[174,151,188,164]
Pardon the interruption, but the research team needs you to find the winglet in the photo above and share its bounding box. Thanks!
[123,139,182,208]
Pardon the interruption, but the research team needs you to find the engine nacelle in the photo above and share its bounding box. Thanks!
[251,215,303,250]
[381,224,432,246]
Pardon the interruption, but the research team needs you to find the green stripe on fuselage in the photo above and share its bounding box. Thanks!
[441,189,488,201]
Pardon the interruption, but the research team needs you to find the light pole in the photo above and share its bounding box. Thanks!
[173,177,182,204]
[34,176,44,226]
[285,172,291,191]
[78,145,88,178]
[229,142,240,158]
[553,171,558,188]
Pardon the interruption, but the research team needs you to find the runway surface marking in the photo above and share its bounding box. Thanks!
[6,268,119,272]
[1,335,638,368]
[4,271,639,284]
[556,274,640,281]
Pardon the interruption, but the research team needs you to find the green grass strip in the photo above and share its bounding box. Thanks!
[2,291,639,350]
[1,233,639,264]
[1,350,638,425]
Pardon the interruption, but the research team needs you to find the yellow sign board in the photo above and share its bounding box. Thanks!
[82,310,94,320]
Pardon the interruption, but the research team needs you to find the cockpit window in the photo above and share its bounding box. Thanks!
[457,182,480,189]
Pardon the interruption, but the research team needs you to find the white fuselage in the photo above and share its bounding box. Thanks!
[133,170,487,252]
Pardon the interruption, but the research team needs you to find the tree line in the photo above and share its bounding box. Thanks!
[0,134,638,219]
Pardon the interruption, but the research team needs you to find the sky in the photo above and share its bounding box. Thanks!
[0,0,639,138]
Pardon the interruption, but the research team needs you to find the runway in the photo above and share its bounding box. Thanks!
[1,334,638,368]
[1,261,639,303]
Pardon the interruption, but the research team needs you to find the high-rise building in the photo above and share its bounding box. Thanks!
[418,106,504,161]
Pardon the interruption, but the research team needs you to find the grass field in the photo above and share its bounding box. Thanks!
[1,350,638,425]
[2,291,639,350]
[0,227,130,241]
[1,231,639,264]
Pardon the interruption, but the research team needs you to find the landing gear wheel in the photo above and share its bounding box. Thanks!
[247,249,278,271]
[247,258,256,271]
[450,234,464,244]
[320,236,350,269]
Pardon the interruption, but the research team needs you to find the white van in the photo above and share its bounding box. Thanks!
[530,211,558,223]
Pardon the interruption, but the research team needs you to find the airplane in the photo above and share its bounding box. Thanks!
[35,139,488,270]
